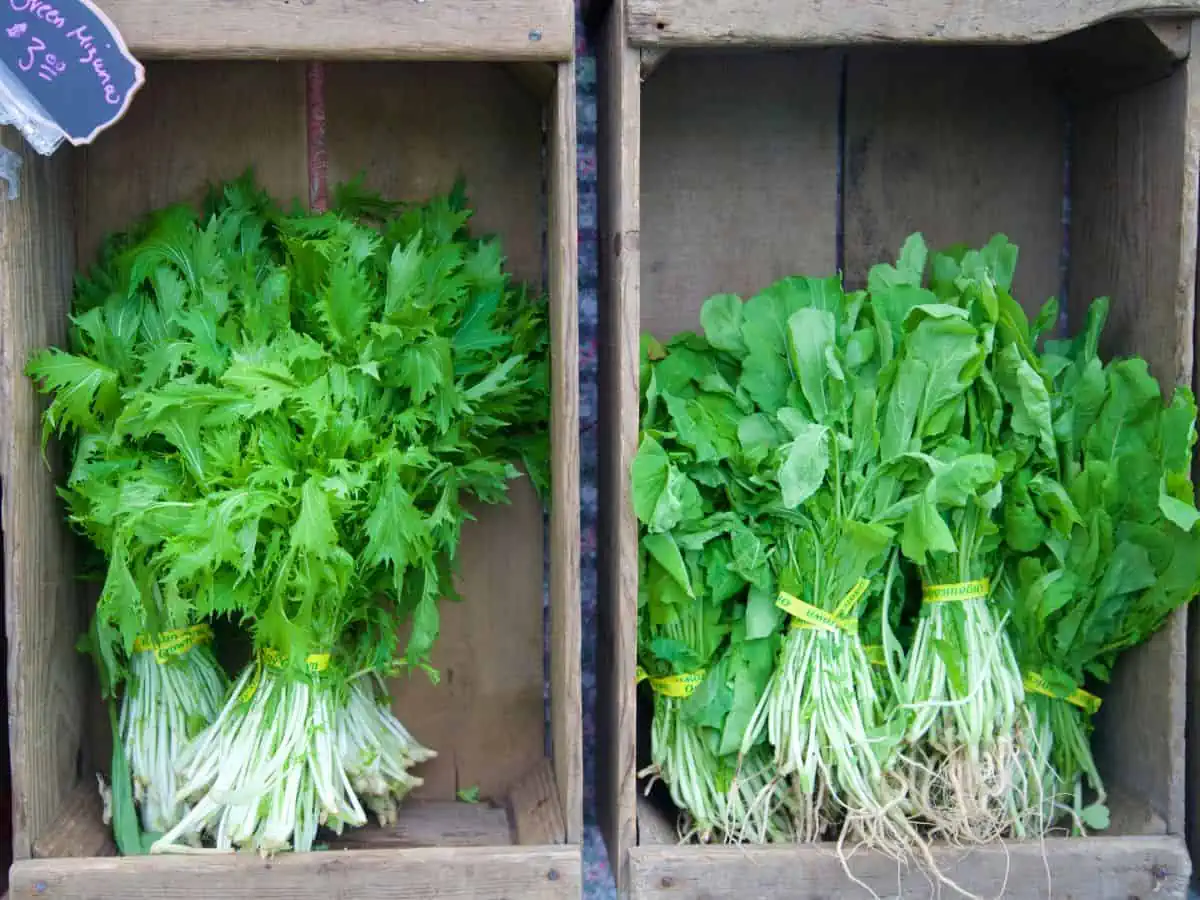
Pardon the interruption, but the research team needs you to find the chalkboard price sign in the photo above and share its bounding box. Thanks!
[1,0,143,145]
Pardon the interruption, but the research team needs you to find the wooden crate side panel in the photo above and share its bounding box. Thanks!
[626,0,1200,49]
[323,62,548,804]
[0,128,80,861]
[95,0,572,61]
[548,60,583,845]
[1071,40,1200,837]
[596,0,642,892]
[640,50,840,339]
[10,844,581,900]
[627,836,1190,900]
[844,47,1065,309]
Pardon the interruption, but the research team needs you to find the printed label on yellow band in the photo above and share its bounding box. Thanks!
[636,667,705,698]
[260,648,331,674]
[777,591,858,635]
[133,624,212,664]
[862,644,887,668]
[833,578,872,617]
[922,579,990,604]
[1023,672,1102,715]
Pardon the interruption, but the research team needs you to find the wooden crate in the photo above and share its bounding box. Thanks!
[596,2,1200,897]
[0,9,581,897]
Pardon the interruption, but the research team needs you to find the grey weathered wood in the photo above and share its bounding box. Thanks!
[11,845,581,899]
[322,800,513,851]
[0,125,81,861]
[548,59,584,847]
[597,0,643,892]
[30,782,113,860]
[844,47,1065,311]
[627,0,1200,48]
[629,836,1191,900]
[640,49,840,339]
[508,758,568,845]
[94,0,573,60]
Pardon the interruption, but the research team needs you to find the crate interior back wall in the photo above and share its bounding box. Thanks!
[598,14,1199,900]
[1,58,581,899]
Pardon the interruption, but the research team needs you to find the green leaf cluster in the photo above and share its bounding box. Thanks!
[28,172,550,692]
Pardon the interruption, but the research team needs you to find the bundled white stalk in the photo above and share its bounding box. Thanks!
[152,654,435,855]
[120,625,227,837]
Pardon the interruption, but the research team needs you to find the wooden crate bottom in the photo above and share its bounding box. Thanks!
[628,836,1189,900]
[15,759,576,898]
[12,844,580,899]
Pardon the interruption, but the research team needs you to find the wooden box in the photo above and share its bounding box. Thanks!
[0,5,581,897]
[596,1,1200,897]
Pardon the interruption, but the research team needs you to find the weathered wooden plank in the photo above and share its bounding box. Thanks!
[635,796,678,846]
[508,758,568,845]
[548,59,584,847]
[845,47,1065,311]
[640,49,840,339]
[31,782,114,859]
[322,800,512,851]
[11,845,581,899]
[630,836,1190,900]
[596,0,642,892]
[627,0,1200,49]
[323,62,547,805]
[94,0,572,61]
[1072,23,1200,838]
[0,125,80,861]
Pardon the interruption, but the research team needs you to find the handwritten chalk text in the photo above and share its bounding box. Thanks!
[9,0,65,28]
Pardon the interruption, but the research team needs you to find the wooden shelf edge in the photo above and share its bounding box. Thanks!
[625,0,1200,49]
[100,0,574,61]
[629,835,1191,900]
[12,844,581,899]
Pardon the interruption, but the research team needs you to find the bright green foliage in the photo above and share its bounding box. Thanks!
[27,173,550,691]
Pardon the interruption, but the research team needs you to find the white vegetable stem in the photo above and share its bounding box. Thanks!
[152,661,434,854]
[120,644,227,836]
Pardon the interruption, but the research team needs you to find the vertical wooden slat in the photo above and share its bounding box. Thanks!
[640,49,840,336]
[548,60,583,845]
[0,128,80,861]
[844,47,1065,311]
[1073,31,1200,837]
[597,0,641,890]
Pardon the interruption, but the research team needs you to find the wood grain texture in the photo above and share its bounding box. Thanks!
[628,836,1191,900]
[321,800,512,850]
[11,845,581,899]
[0,127,81,861]
[641,50,840,339]
[76,62,308,266]
[508,758,568,845]
[627,0,1200,48]
[596,0,641,892]
[1072,32,1200,838]
[323,62,548,805]
[845,47,1065,309]
[635,796,677,846]
[548,59,584,847]
[94,0,572,61]
[31,783,114,859]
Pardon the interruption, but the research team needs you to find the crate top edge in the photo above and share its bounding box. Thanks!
[101,0,574,62]
[620,0,1200,49]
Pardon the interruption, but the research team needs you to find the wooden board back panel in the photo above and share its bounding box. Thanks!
[95,0,574,61]
[322,62,549,805]
[844,47,1066,311]
[627,0,1200,49]
[0,127,80,862]
[641,50,840,339]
